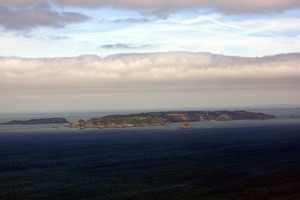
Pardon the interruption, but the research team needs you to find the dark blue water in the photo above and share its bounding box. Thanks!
[0,125,299,200]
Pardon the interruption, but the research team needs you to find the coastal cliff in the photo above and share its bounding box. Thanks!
[0,118,70,125]
[67,111,275,129]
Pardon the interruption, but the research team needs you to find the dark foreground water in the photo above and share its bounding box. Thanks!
[0,125,299,200]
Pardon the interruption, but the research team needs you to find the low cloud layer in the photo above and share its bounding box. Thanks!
[1,52,299,112]
[1,52,299,91]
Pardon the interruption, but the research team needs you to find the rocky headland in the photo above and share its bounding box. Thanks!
[0,118,70,125]
[67,111,275,129]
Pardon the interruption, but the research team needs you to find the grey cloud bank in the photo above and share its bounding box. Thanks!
[1,52,299,112]
[2,52,299,89]
[1,0,300,13]
[0,5,89,31]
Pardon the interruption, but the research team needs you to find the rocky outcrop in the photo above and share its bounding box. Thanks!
[67,111,275,129]
[216,114,232,121]
[1,118,70,125]
[181,123,194,129]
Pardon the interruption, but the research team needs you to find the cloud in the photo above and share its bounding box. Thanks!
[110,18,152,23]
[1,52,299,93]
[0,6,90,31]
[56,1,300,13]
[48,35,71,40]
[140,10,171,19]
[100,43,150,49]
[1,52,299,112]
[0,1,299,32]
[1,0,300,14]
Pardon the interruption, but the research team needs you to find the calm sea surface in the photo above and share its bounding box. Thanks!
[0,108,299,199]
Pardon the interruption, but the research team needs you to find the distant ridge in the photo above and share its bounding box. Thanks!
[0,118,70,125]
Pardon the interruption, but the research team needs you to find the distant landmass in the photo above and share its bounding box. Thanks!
[0,118,70,125]
[67,111,275,129]
[290,115,300,118]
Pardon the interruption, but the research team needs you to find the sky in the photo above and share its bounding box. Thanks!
[0,0,300,113]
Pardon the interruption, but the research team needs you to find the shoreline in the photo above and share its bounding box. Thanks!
[1,118,300,134]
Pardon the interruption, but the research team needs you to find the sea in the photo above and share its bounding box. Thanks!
[0,108,299,200]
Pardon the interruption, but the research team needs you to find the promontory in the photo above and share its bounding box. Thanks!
[67,111,275,129]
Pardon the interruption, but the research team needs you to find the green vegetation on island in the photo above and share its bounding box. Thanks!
[67,111,275,129]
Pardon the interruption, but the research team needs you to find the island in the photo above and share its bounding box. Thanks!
[67,111,275,129]
[290,115,300,118]
[181,123,194,129]
[0,118,70,125]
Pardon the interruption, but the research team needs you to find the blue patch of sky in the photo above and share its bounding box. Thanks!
[281,9,300,18]
[77,7,143,21]
[51,8,154,36]
[278,30,300,37]
[11,5,299,57]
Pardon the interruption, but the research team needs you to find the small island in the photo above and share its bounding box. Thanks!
[181,123,194,129]
[0,118,70,125]
[67,111,275,129]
